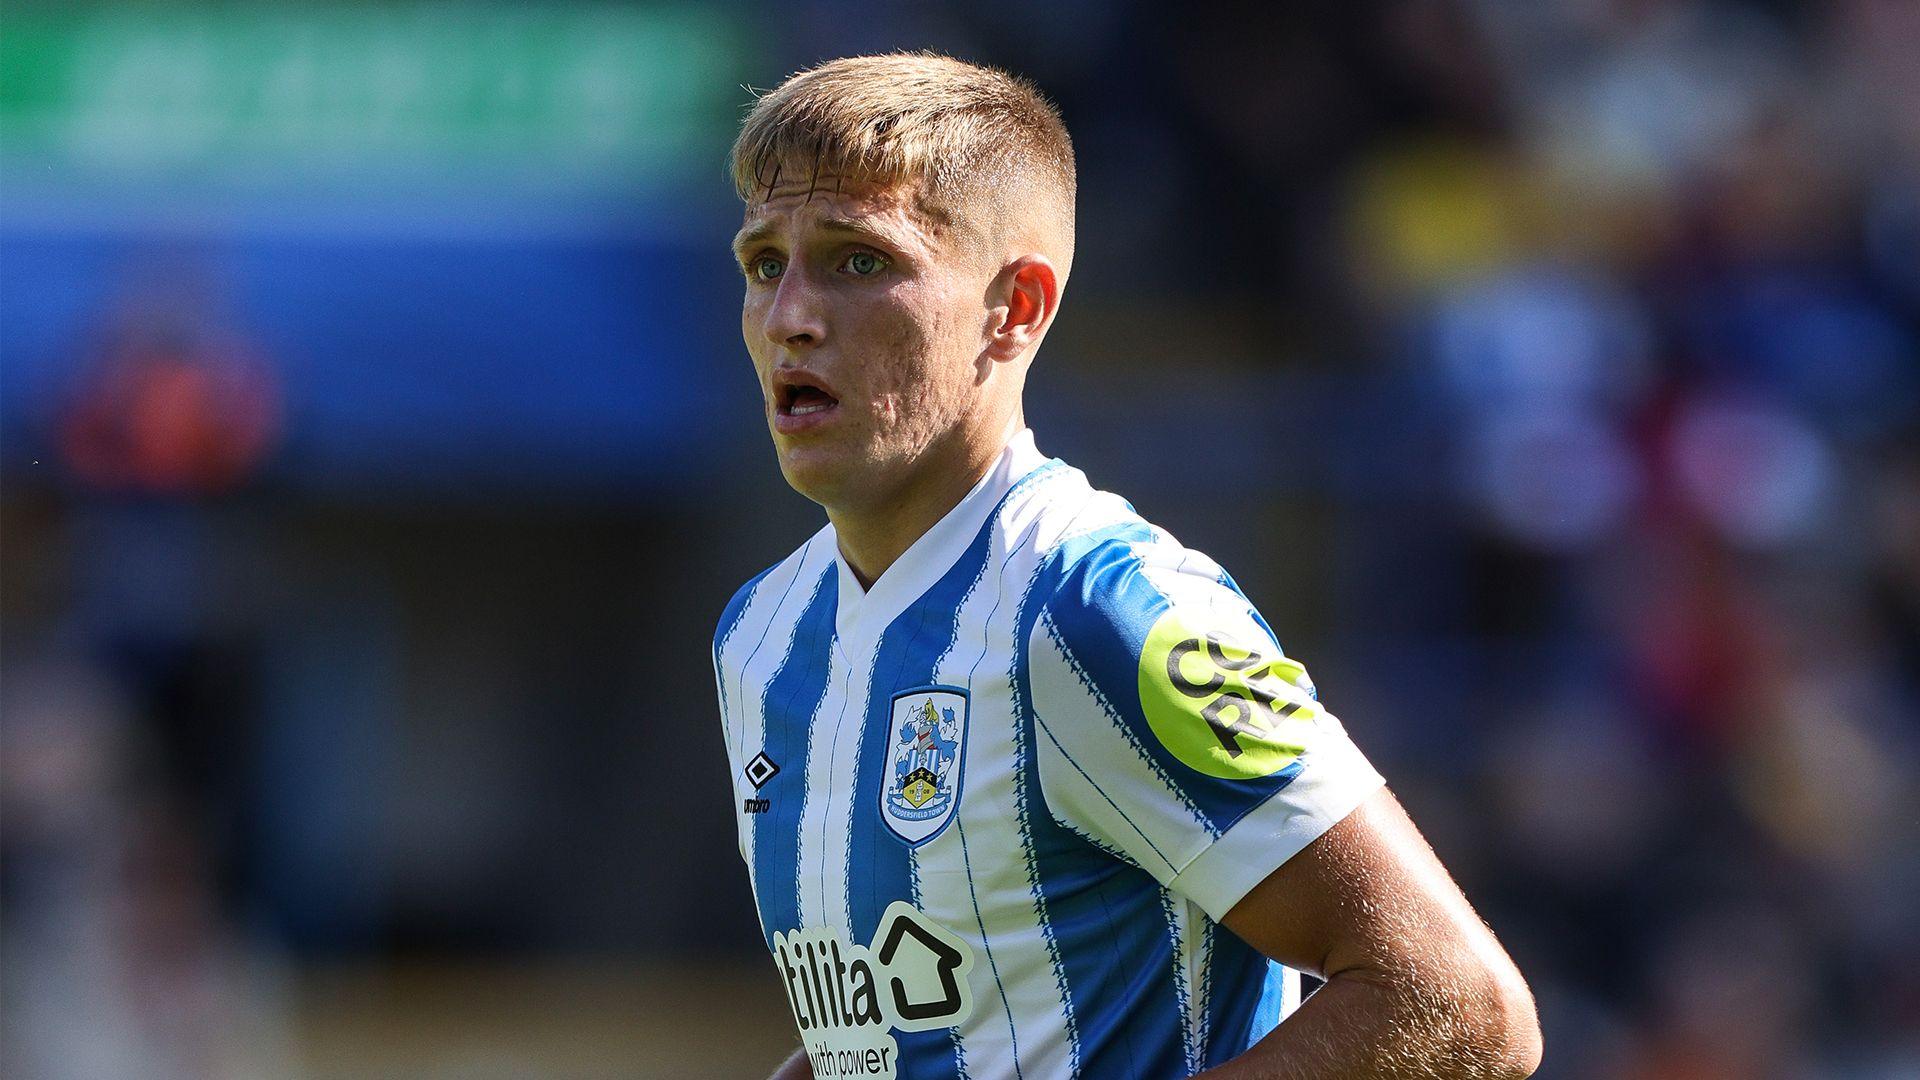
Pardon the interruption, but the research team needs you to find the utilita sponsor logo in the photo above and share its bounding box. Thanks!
[770,902,975,1079]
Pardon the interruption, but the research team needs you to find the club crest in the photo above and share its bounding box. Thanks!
[881,686,968,846]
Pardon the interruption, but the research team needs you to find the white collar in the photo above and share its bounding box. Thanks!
[831,428,1050,653]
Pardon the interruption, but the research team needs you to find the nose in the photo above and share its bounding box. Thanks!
[763,265,826,349]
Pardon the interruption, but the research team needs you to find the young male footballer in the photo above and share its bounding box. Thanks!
[713,53,1541,1079]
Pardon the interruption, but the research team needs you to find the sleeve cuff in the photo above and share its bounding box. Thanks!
[1168,740,1386,923]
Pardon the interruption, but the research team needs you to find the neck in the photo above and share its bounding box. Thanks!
[830,419,1018,590]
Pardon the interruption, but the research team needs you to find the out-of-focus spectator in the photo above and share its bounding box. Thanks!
[59,273,281,499]
[1,1,1914,1074]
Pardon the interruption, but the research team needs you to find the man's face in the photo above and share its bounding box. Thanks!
[733,174,993,510]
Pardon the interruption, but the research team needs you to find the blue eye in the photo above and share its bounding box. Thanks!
[845,251,886,275]
[751,256,784,282]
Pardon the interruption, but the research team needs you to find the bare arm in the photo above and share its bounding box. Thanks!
[766,1047,813,1080]
[1198,788,1541,1079]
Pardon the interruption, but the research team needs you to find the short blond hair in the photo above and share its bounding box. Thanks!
[731,52,1075,257]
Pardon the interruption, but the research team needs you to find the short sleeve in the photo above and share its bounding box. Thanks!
[1026,537,1384,922]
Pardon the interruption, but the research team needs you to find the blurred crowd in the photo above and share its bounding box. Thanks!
[1010,2,1920,1072]
[3,1,1917,1077]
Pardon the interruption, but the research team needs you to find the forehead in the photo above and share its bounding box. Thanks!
[733,172,958,254]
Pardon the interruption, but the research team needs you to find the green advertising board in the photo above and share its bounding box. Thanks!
[0,3,745,191]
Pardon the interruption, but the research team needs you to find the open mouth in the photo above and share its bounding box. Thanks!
[774,370,841,425]
[780,383,839,416]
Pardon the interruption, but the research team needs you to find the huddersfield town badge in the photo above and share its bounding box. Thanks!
[881,686,969,846]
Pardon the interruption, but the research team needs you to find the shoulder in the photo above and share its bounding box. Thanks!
[998,461,1270,645]
[1033,523,1305,698]
[1042,526,1261,643]
[713,563,778,654]
[712,527,833,657]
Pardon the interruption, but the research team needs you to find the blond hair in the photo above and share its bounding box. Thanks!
[731,52,1075,257]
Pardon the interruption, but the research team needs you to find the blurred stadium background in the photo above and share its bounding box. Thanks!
[2,1,1916,1077]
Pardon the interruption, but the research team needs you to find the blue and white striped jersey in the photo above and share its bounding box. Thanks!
[713,430,1384,1079]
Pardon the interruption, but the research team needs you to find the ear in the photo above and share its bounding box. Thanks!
[986,255,1060,364]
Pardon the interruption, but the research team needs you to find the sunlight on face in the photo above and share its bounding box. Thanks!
[734,175,995,513]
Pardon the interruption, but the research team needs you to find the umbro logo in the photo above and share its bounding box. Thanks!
[745,750,780,789]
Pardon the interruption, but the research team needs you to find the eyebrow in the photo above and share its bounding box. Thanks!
[730,216,906,259]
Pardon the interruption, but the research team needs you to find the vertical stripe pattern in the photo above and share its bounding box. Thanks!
[712,450,1384,1077]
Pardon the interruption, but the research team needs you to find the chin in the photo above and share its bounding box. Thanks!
[778,438,906,512]
[775,447,854,507]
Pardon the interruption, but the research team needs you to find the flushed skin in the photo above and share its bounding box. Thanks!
[734,172,1058,589]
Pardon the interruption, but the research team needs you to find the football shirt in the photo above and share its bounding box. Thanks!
[714,429,1384,1079]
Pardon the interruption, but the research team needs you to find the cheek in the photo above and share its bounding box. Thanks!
[856,299,934,394]
[916,301,983,399]
[741,292,767,342]
[856,284,980,426]
[884,338,957,427]
[741,299,777,378]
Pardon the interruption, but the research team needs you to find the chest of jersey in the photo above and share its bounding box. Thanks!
[739,640,1036,943]
[713,455,1352,1077]
[730,607,1209,1080]
[728,607,1057,1078]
